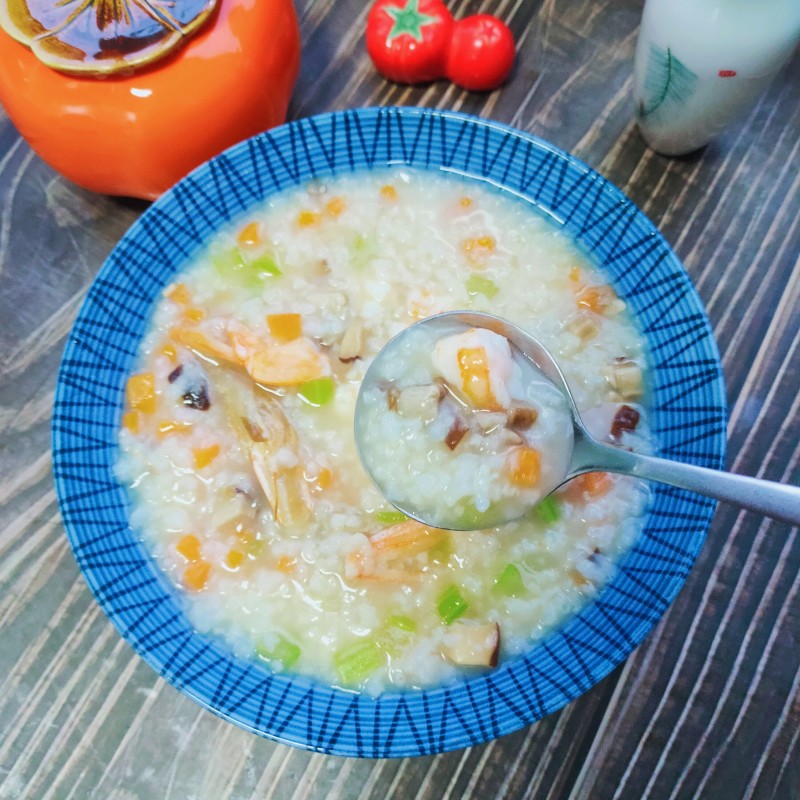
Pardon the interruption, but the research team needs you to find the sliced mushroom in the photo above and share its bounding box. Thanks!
[168,361,211,410]
[167,365,184,383]
[606,358,644,400]
[445,416,469,450]
[507,404,538,431]
[338,320,364,363]
[209,486,257,535]
[473,410,508,434]
[610,404,640,439]
[441,622,500,667]
[394,383,445,422]
[566,312,600,343]
[313,258,331,276]
[483,427,523,451]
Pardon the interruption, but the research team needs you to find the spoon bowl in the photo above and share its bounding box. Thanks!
[356,311,800,529]
[355,311,581,530]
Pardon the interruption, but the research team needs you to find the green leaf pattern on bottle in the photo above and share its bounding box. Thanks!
[638,44,698,119]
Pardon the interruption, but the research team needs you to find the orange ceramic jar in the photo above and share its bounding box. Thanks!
[0,0,301,200]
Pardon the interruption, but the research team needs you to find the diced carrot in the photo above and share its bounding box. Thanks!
[561,471,613,503]
[193,444,220,469]
[380,184,398,201]
[461,236,495,268]
[225,549,245,569]
[165,283,192,304]
[122,411,141,435]
[296,210,321,227]
[184,560,211,591]
[569,568,591,587]
[184,307,206,323]
[462,236,495,253]
[266,313,302,342]
[126,373,157,415]
[584,471,613,496]
[509,447,541,488]
[237,221,262,248]
[408,289,438,320]
[156,420,193,440]
[316,467,333,489]
[577,285,617,315]
[177,534,201,562]
[276,555,297,574]
[459,196,473,208]
[457,347,498,409]
[160,343,177,361]
[325,197,346,217]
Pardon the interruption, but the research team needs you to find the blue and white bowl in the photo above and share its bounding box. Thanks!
[52,107,726,757]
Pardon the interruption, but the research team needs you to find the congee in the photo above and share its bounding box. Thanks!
[116,168,652,692]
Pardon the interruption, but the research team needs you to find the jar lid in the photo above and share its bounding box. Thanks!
[0,0,217,75]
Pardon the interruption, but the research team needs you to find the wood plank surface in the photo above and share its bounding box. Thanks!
[0,1,798,798]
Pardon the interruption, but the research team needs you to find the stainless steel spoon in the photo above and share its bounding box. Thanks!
[355,310,800,530]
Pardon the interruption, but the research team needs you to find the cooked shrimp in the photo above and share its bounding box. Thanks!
[171,320,330,387]
[245,394,312,527]
[345,520,446,583]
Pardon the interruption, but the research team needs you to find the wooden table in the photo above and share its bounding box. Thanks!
[1,1,798,797]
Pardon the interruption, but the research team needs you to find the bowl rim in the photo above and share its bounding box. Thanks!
[52,105,727,757]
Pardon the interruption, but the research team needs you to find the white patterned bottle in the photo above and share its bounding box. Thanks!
[633,0,800,156]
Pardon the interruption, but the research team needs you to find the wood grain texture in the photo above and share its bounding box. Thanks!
[0,1,798,798]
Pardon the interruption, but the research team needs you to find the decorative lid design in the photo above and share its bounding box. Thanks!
[0,0,217,75]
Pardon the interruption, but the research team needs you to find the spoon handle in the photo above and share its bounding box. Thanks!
[590,446,800,525]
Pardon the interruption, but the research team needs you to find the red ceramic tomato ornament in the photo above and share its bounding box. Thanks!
[445,14,516,91]
[366,0,454,84]
[365,0,515,91]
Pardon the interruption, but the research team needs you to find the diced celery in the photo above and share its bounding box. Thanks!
[256,635,301,669]
[437,585,469,625]
[212,248,247,276]
[212,248,281,289]
[386,614,417,632]
[452,501,500,530]
[466,274,499,299]
[533,495,560,524]
[377,615,417,655]
[375,509,408,524]
[249,253,282,277]
[493,563,525,597]
[351,234,377,269]
[298,377,335,407]
[428,532,452,564]
[334,639,384,683]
